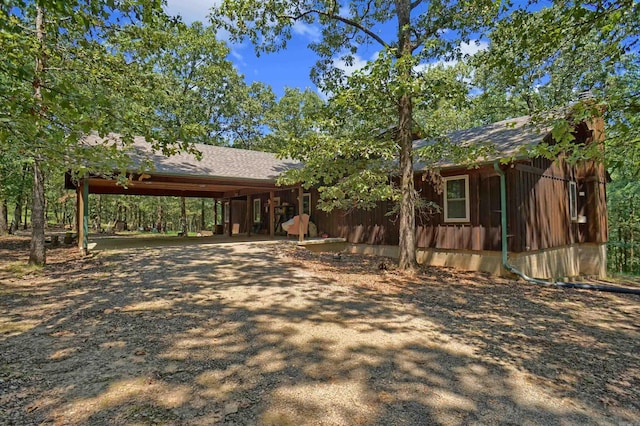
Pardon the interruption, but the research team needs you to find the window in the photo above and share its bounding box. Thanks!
[253,198,261,223]
[443,175,470,223]
[224,202,230,223]
[569,181,577,221]
[303,193,311,215]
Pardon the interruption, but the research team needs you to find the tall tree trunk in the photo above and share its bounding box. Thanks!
[631,199,635,273]
[180,196,187,235]
[52,199,60,224]
[12,197,22,234]
[29,160,46,265]
[11,164,28,234]
[0,198,8,235]
[156,201,163,232]
[396,0,417,271]
[29,4,46,265]
[200,198,205,231]
[23,196,29,230]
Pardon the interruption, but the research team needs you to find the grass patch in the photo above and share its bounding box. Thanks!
[0,262,43,278]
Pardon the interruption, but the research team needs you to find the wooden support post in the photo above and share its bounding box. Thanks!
[228,200,233,237]
[76,186,80,241]
[213,199,218,229]
[269,191,275,237]
[246,195,252,236]
[298,185,304,243]
[77,178,89,255]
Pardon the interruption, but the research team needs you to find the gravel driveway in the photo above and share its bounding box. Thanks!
[1,239,638,425]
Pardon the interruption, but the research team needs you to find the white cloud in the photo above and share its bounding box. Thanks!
[164,0,221,24]
[415,39,489,73]
[230,49,245,65]
[316,87,329,101]
[317,52,375,99]
[460,40,489,57]
[413,63,431,74]
[292,21,321,41]
[333,53,371,77]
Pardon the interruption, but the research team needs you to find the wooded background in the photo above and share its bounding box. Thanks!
[1,0,638,273]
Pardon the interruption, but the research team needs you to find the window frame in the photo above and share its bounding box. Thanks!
[443,175,470,223]
[303,193,311,215]
[569,181,578,222]
[253,198,261,223]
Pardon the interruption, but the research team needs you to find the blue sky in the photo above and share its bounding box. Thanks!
[164,1,488,99]
[164,0,327,97]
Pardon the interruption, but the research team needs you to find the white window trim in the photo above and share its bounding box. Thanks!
[253,198,261,223]
[569,181,578,221]
[303,193,311,215]
[443,175,470,223]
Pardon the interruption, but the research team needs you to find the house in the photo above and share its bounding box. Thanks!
[68,114,608,279]
[311,115,608,279]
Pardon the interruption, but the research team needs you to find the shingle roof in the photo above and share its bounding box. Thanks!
[82,116,548,181]
[81,133,301,182]
[413,115,551,169]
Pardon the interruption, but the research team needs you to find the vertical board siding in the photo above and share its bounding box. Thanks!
[229,199,247,234]
[313,195,399,245]
[512,156,607,251]
[314,166,505,250]
[308,156,606,252]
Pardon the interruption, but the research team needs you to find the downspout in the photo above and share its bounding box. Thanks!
[493,161,640,295]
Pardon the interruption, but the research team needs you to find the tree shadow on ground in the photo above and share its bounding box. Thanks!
[0,241,638,425]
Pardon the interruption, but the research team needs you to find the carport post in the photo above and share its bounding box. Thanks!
[213,199,218,230]
[77,178,89,255]
[298,184,304,243]
[228,200,233,237]
[246,195,252,236]
[269,191,275,237]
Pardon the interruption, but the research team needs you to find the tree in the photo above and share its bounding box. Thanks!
[113,20,275,148]
[1,1,177,265]
[213,0,502,270]
[471,1,639,158]
[259,87,324,153]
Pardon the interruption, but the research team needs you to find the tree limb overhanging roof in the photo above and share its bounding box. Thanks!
[81,117,549,185]
[413,115,552,170]
[81,133,302,182]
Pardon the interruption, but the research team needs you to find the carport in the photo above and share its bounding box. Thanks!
[65,134,305,253]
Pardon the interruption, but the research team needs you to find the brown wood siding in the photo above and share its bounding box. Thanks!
[312,193,399,245]
[509,155,607,251]
[297,115,609,252]
[313,166,505,250]
[511,158,571,251]
[226,199,247,234]
[414,167,503,251]
[232,189,300,234]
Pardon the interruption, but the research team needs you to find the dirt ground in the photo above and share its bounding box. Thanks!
[0,236,639,425]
